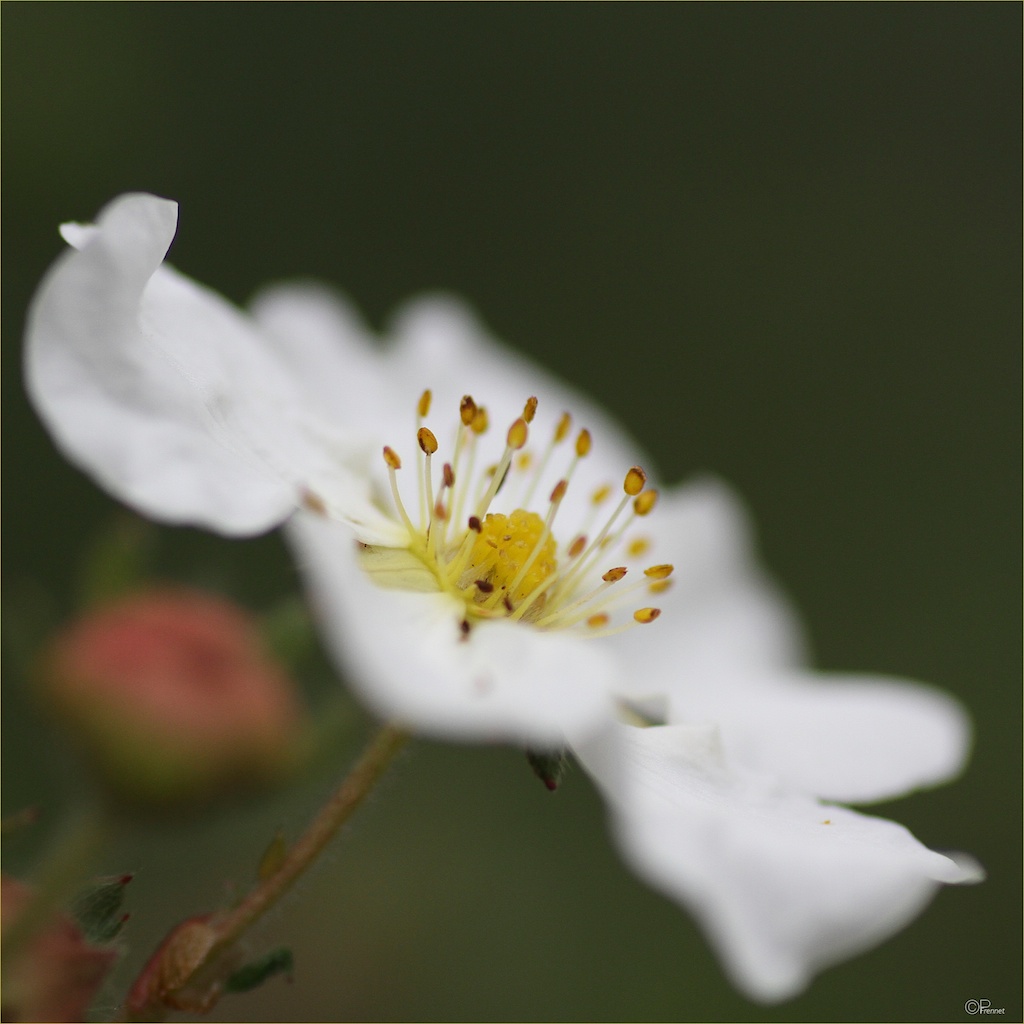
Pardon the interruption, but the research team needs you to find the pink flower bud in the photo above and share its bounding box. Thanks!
[38,588,306,805]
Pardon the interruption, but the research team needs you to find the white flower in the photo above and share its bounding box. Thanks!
[575,718,981,1003]
[24,192,981,1001]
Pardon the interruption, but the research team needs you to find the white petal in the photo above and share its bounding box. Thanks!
[608,479,808,699]
[27,194,394,539]
[26,193,296,534]
[576,722,981,1003]
[287,511,619,745]
[675,672,973,803]
[248,283,387,429]
[58,221,99,249]
[256,287,658,554]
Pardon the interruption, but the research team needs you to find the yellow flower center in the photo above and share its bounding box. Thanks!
[356,389,671,638]
[461,510,557,612]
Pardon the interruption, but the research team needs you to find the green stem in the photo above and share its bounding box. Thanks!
[121,722,410,1020]
[209,721,409,951]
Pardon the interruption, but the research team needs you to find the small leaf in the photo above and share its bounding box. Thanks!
[224,948,294,993]
[257,829,288,881]
[526,748,569,792]
[71,874,133,943]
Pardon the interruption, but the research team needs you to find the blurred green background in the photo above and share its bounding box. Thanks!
[3,5,1019,1021]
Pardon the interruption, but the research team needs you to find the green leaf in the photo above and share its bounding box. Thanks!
[71,874,132,943]
[526,748,569,792]
[224,948,294,993]
[257,829,288,881]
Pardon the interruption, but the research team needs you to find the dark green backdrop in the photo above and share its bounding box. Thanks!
[3,5,1020,1021]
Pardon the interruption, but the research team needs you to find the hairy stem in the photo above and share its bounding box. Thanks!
[120,722,410,1020]
[210,722,409,949]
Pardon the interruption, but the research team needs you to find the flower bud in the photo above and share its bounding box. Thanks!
[37,588,306,806]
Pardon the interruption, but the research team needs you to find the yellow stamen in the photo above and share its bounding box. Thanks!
[643,563,673,580]
[382,448,416,535]
[520,407,575,508]
[370,390,667,640]
[417,427,438,455]
[554,412,572,442]
[471,406,489,434]
[507,417,529,450]
[534,564,627,628]
[634,489,658,516]
[627,537,651,558]
[624,465,646,496]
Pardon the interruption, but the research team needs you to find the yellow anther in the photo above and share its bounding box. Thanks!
[383,446,402,470]
[627,537,651,558]
[417,427,438,455]
[418,389,432,418]
[587,613,610,628]
[602,566,627,583]
[516,452,533,471]
[471,406,489,434]
[507,417,529,450]
[634,607,661,624]
[442,462,455,488]
[634,489,658,516]
[575,429,592,457]
[568,535,587,559]
[591,484,611,505]
[648,579,673,595]
[624,466,647,496]
[644,563,674,580]
[460,395,477,425]
[550,479,568,503]
[523,396,538,423]
[555,412,572,442]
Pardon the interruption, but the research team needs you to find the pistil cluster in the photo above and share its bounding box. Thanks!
[376,390,672,638]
